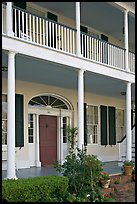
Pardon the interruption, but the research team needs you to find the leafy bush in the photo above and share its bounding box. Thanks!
[2,176,68,202]
[54,147,103,200]
[123,160,134,167]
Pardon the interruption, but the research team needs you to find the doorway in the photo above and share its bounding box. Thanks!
[39,115,57,166]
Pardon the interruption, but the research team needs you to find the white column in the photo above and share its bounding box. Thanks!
[126,82,132,161]
[60,114,63,164]
[124,10,129,71]
[36,114,41,167]
[77,69,85,149]
[6,2,14,37]
[76,2,81,56]
[7,51,17,179]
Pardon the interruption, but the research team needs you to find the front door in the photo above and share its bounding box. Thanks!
[39,115,57,166]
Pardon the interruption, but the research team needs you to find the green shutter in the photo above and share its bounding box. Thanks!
[100,105,107,145]
[108,106,116,145]
[13,2,26,10]
[47,12,58,22]
[15,94,24,147]
[84,103,87,146]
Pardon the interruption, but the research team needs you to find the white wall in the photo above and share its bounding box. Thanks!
[2,78,126,169]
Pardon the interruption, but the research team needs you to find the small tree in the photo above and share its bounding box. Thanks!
[54,127,103,199]
[67,126,78,154]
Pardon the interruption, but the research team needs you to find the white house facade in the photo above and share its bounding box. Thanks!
[2,2,135,179]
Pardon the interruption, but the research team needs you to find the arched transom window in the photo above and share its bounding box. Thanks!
[28,95,72,110]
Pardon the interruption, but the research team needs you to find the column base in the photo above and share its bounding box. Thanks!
[36,161,41,167]
[5,176,18,180]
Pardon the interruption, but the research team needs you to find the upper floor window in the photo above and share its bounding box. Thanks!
[2,94,7,145]
[86,105,98,144]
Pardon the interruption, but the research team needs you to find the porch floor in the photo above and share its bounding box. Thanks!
[2,161,122,179]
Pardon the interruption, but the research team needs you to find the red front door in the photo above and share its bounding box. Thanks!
[39,115,57,166]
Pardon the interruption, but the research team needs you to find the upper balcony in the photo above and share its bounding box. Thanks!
[2,2,135,74]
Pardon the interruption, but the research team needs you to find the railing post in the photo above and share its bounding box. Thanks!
[6,2,14,37]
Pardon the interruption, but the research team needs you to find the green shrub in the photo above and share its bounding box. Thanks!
[2,176,68,202]
[54,147,103,200]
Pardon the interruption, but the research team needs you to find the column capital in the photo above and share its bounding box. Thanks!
[78,68,86,73]
[8,50,17,56]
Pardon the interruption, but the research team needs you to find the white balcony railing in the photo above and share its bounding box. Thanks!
[13,7,76,55]
[2,4,135,73]
[81,33,126,69]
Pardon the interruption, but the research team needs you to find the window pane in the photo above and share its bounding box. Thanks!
[2,120,7,132]
[28,128,33,135]
[29,136,33,143]
[28,113,34,143]
[63,137,67,143]
[2,102,7,119]
[87,105,98,144]
[2,132,7,145]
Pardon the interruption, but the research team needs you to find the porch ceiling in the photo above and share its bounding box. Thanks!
[2,52,135,101]
[33,2,135,48]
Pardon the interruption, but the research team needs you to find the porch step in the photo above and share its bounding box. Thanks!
[102,174,135,202]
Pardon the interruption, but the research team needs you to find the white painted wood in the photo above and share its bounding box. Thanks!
[39,18,42,44]
[126,82,132,160]
[46,20,48,46]
[7,51,17,179]
[26,13,28,40]
[78,69,85,149]
[124,10,129,71]
[28,114,36,166]
[43,19,45,45]
[52,22,55,48]
[70,29,72,53]
[81,34,83,56]
[56,24,57,49]
[64,27,66,52]
[6,2,14,36]
[58,25,60,50]
[36,17,38,44]
[29,14,32,41]
[2,36,135,83]
[61,26,64,51]
[33,16,35,42]
[76,2,81,56]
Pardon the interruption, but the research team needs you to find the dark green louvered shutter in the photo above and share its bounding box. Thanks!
[15,94,24,147]
[84,103,87,146]
[108,106,116,145]
[100,105,107,145]
[47,12,58,48]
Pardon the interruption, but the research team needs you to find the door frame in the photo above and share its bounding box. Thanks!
[28,106,73,167]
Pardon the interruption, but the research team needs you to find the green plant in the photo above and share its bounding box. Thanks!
[100,172,110,181]
[66,126,78,154]
[54,146,103,200]
[87,191,115,202]
[123,160,134,167]
[114,178,120,184]
[2,176,68,202]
